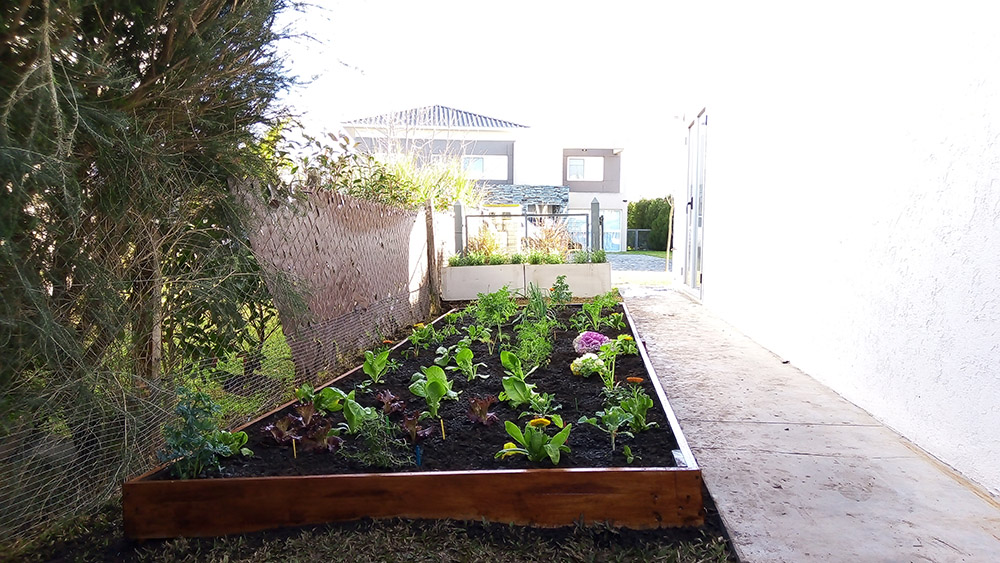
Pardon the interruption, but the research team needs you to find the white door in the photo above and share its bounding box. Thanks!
[684,111,708,295]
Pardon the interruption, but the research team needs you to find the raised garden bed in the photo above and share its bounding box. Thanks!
[441,263,611,300]
[123,301,702,539]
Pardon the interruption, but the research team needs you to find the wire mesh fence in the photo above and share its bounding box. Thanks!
[0,184,439,549]
[463,212,594,256]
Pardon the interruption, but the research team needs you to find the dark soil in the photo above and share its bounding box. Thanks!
[152,304,681,480]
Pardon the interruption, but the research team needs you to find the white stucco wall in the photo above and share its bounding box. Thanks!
[678,3,1000,494]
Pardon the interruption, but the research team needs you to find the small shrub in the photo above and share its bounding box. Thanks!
[465,252,487,266]
[467,222,503,257]
[487,253,507,265]
[509,253,525,264]
[571,251,591,264]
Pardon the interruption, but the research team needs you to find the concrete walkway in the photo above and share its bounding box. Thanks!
[623,287,1000,563]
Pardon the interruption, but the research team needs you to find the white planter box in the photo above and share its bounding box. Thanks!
[441,264,525,301]
[525,263,612,298]
[441,263,612,300]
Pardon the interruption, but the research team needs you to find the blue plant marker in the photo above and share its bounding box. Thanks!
[415,445,423,467]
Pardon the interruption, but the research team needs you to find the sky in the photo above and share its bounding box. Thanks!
[273,1,696,199]
[277,1,684,133]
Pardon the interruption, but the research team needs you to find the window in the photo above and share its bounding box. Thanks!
[462,155,508,180]
[566,156,604,181]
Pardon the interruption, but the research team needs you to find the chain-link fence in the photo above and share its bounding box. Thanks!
[0,184,442,550]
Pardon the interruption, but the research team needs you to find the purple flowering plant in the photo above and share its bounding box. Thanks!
[572,331,610,354]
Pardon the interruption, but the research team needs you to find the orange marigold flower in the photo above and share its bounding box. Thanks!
[528,418,551,427]
[626,377,645,384]
[382,339,393,344]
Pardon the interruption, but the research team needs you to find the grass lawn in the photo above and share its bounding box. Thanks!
[610,250,671,260]
[14,498,734,562]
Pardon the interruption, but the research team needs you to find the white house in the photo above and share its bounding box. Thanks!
[342,105,629,251]
[667,4,1000,495]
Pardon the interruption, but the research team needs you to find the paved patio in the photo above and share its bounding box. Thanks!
[623,286,1000,562]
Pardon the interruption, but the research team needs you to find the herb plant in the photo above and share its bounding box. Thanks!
[342,410,412,469]
[495,419,572,465]
[463,323,494,354]
[407,323,437,357]
[514,317,558,368]
[579,406,634,455]
[159,387,252,479]
[549,274,573,308]
[473,286,517,343]
[597,335,639,390]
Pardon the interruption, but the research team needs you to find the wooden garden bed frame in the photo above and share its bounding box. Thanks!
[123,304,703,539]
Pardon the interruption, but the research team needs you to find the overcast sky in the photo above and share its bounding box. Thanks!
[275,1,691,144]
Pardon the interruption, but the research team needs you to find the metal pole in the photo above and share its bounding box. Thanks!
[590,198,600,251]
[453,201,464,256]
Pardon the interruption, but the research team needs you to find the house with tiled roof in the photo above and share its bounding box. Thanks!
[342,105,627,251]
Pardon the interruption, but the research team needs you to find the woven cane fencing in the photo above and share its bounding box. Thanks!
[240,185,434,383]
[0,182,443,552]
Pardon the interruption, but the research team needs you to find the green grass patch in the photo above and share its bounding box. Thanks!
[14,500,734,562]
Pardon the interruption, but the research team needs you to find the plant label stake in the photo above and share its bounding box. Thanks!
[292,439,297,459]
[440,418,446,440]
[415,445,423,467]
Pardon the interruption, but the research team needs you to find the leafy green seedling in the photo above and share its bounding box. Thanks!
[579,406,634,455]
[498,376,537,408]
[495,419,572,465]
[448,346,488,381]
[409,365,459,418]
[500,350,537,381]
[363,348,392,384]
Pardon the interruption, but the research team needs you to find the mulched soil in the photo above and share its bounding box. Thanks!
[152,303,681,480]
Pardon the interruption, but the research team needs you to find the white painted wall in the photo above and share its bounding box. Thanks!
[677,2,1000,494]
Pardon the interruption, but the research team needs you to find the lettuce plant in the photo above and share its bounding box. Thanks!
[409,365,459,418]
[401,410,435,444]
[500,350,536,381]
[448,346,488,381]
[294,384,353,415]
[495,419,572,465]
[573,331,610,354]
[467,396,500,426]
[499,376,537,408]
[362,348,392,384]
[434,345,458,368]
[375,389,405,415]
[343,398,379,434]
